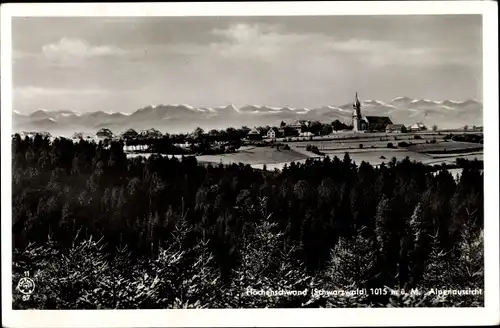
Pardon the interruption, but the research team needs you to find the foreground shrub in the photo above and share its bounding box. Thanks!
[13,232,222,309]
[398,141,410,147]
[13,227,484,308]
[305,144,322,155]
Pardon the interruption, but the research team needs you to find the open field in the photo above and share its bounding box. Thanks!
[423,154,484,166]
[407,141,483,153]
[196,146,310,165]
[290,132,446,150]
[126,148,483,173]
[125,131,483,174]
[272,131,480,143]
[321,149,433,166]
[126,146,312,165]
[429,151,484,158]
[294,139,442,151]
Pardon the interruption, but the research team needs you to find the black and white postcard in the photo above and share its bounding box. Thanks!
[1,2,499,327]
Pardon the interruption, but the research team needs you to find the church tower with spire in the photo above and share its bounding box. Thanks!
[352,92,362,132]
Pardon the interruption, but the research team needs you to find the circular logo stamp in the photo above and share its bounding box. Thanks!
[17,271,35,300]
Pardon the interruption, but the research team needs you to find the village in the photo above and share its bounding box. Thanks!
[14,93,483,174]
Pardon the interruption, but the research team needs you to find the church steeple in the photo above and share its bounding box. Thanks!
[353,92,361,118]
[352,92,362,132]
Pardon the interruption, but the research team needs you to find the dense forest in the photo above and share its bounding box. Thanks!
[12,134,484,308]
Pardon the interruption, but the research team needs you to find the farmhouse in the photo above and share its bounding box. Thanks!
[96,128,113,139]
[247,128,262,141]
[409,122,427,132]
[266,127,281,139]
[141,128,163,138]
[121,129,139,139]
[352,92,393,132]
[386,124,406,133]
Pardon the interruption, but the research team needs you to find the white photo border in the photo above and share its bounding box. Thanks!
[1,2,498,327]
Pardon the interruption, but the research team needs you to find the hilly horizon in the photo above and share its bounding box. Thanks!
[12,97,483,136]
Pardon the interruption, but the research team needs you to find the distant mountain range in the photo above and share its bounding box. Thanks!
[12,97,483,136]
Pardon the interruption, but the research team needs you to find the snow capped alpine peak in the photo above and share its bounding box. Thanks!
[171,104,195,110]
[12,97,483,135]
[410,98,436,105]
[196,107,212,113]
[217,104,237,111]
[391,96,411,101]
[320,105,336,110]
[364,99,390,106]
[267,106,282,111]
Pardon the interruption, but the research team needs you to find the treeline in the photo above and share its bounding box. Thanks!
[12,134,484,308]
[120,126,247,155]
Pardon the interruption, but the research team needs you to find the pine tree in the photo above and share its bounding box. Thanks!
[375,196,393,253]
[231,216,310,308]
[450,208,484,289]
[325,227,376,288]
[422,229,451,289]
[374,195,400,288]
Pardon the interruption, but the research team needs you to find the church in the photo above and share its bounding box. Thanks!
[352,92,393,132]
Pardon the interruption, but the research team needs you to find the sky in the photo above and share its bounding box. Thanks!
[12,15,483,114]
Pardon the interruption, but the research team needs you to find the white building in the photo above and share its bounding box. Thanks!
[266,127,280,139]
[299,131,314,137]
[409,122,427,132]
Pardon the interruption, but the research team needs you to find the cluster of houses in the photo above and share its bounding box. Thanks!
[90,128,163,141]
[247,119,429,141]
[247,120,316,140]
[386,122,428,134]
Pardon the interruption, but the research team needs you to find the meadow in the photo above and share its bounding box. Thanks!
[192,132,483,171]
[124,132,483,176]
[196,146,309,165]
